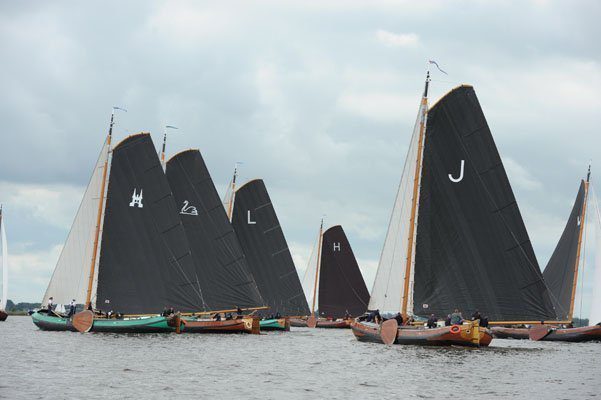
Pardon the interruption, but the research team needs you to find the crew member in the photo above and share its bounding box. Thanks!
[450,309,463,325]
[68,299,76,318]
[426,314,438,329]
[47,297,54,313]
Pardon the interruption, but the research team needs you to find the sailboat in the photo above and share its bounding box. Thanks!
[525,170,601,342]
[294,220,370,329]
[0,206,8,322]
[165,149,266,334]
[227,177,309,331]
[352,73,555,346]
[32,110,208,333]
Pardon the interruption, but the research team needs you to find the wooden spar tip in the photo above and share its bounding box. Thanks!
[587,163,591,182]
[423,70,430,98]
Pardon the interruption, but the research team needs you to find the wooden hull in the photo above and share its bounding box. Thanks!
[260,318,290,331]
[31,311,174,333]
[351,320,492,347]
[535,325,601,342]
[289,317,351,329]
[289,318,307,327]
[491,326,530,340]
[181,317,260,334]
[0,310,7,321]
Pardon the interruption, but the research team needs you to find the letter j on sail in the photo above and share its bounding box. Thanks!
[448,160,465,183]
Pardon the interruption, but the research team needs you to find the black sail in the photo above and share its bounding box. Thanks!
[231,179,309,317]
[413,86,556,321]
[96,134,204,314]
[543,181,586,320]
[318,225,370,318]
[165,150,264,310]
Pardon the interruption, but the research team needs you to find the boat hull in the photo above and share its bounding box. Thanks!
[289,318,307,327]
[260,318,290,331]
[351,320,492,347]
[0,310,8,321]
[289,317,351,329]
[31,311,174,333]
[181,317,259,334]
[533,325,601,342]
[491,326,530,340]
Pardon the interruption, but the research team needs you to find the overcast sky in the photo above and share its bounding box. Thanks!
[1,0,600,317]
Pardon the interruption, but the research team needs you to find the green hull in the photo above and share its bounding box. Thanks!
[260,318,289,331]
[31,311,174,333]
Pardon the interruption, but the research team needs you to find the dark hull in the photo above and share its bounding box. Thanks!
[289,318,307,327]
[181,317,259,334]
[0,310,8,321]
[491,327,530,340]
[538,325,601,342]
[351,321,492,347]
[289,317,351,329]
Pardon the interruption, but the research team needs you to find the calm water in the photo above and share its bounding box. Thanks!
[1,317,600,399]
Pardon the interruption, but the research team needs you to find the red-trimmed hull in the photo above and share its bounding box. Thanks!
[351,321,492,347]
[537,325,601,342]
[181,317,260,334]
[491,326,530,340]
[0,310,7,321]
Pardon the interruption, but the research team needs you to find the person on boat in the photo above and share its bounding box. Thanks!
[225,313,233,320]
[68,299,76,318]
[275,312,281,319]
[47,297,54,313]
[450,309,463,325]
[107,310,114,319]
[405,315,415,326]
[213,313,222,321]
[427,314,438,329]
[87,303,93,312]
[394,312,403,326]
[344,310,351,320]
[445,314,452,326]
[471,310,482,322]
[162,307,170,317]
[480,316,489,328]
[236,306,243,317]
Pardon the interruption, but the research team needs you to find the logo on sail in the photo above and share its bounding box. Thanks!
[333,242,341,252]
[129,189,144,208]
[180,200,198,216]
[448,160,465,183]
[247,210,256,225]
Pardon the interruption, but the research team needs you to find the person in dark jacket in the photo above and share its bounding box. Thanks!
[445,314,452,326]
[471,310,482,322]
[394,312,403,326]
[427,314,438,329]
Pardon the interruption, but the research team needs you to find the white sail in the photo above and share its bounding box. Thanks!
[589,187,601,325]
[42,137,110,307]
[368,100,427,314]
[1,211,7,310]
[301,230,321,313]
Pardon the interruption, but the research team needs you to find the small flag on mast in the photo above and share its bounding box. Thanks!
[428,60,448,75]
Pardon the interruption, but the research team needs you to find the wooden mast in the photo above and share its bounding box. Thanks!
[568,165,591,321]
[85,110,115,308]
[400,72,429,318]
[311,218,324,318]
[226,164,239,221]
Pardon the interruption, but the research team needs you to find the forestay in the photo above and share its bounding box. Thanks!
[589,187,601,325]
[42,138,109,307]
[368,100,426,314]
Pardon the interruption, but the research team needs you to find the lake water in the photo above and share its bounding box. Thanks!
[1,316,600,399]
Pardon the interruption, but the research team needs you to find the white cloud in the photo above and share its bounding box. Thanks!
[337,92,417,122]
[0,181,83,230]
[376,30,419,47]
[502,157,543,191]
